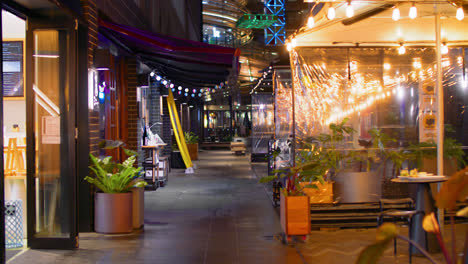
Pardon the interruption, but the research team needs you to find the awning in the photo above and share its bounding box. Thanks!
[99,19,240,88]
[295,2,468,47]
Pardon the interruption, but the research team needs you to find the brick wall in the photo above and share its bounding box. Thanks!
[126,58,139,153]
[82,0,100,156]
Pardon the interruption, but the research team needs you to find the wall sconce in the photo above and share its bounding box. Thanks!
[94,49,111,71]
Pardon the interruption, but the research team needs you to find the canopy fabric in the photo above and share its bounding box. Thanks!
[99,19,240,87]
[296,2,468,47]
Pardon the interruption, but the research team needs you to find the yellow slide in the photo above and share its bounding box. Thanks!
[167,89,193,171]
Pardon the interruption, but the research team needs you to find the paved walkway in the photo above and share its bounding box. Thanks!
[8,150,468,264]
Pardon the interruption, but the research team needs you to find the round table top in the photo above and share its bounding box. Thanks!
[391,176,448,183]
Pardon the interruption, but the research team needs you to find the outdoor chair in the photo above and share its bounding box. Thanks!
[377,198,424,264]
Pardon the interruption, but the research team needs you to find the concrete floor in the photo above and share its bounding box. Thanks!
[7,150,468,264]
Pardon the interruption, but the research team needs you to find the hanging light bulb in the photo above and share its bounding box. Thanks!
[392,6,400,21]
[291,38,297,48]
[441,43,449,54]
[307,16,314,28]
[327,7,336,20]
[346,1,354,18]
[409,3,417,19]
[456,7,464,21]
[398,44,406,55]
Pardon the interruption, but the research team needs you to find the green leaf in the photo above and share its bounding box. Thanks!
[259,175,277,183]
[123,148,138,157]
[355,223,397,264]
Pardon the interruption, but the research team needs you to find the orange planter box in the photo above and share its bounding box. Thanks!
[280,194,310,236]
[186,143,198,160]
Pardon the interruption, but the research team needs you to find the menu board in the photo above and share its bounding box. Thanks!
[2,41,24,97]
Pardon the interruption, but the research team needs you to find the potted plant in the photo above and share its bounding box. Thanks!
[85,145,143,234]
[184,132,199,160]
[261,152,328,238]
[408,125,466,176]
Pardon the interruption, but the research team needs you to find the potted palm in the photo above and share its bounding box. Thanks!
[184,132,199,160]
[85,146,143,234]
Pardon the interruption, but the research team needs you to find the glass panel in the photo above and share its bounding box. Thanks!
[33,30,69,238]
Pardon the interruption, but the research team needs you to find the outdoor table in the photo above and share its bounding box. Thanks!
[142,144,166,187]
[391,176,448,255]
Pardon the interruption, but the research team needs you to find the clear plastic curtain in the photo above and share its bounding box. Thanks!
[290,47,466,153]
[274,69,293,140]
[251,93,274,155]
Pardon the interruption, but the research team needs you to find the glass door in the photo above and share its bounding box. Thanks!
[25,17,77,249]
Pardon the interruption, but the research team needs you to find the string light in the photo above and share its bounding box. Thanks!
[456,7,464,21]
[327,7,336,20]
[346,1,354,18]
[307,16,314,28]
[409,3,417,19]
[150,72,155,77]
[178,86,182,91]
[441,43,449,54]
[156,76,161,81]
[398,44,406,55]
[392,6,400,21]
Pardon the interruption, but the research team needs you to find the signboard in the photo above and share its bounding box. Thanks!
[42,116,61,144]
[419,81,437,142]
[2,41,24,97]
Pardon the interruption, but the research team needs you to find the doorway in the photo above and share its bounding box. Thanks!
[2,9,27,259]
[2,3,84,258]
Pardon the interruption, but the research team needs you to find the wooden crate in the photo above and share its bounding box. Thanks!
[299,181,334,204]
[280,194,310,236]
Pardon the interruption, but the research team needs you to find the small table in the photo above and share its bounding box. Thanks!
[142,144,166,188]
[391,177,448,254]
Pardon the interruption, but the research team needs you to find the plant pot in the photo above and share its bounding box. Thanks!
[131,187,144,229]
[95,192,133,234]
[333,171,381,203]
[280,193,310,236]
[186,143,198,160]
[299,181,334,203]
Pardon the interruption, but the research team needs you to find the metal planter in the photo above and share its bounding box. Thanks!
[95,192,133,234]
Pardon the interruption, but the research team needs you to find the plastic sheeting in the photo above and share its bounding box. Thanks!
[290,47,468,151]
[251,93,274,156]
[274,68,293,139]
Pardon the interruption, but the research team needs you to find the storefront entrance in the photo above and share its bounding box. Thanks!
[1,0,88,260]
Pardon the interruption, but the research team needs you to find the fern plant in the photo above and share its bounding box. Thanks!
[84,152,143,193]
[184,132,199,144]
